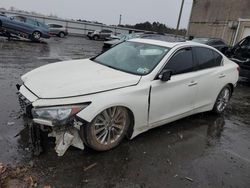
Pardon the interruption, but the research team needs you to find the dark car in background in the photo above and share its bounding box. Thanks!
[192,37,228,53]
[0,15,50,41]
[226,36,250,80]
[48,23,68,38]
[87,29,113,40]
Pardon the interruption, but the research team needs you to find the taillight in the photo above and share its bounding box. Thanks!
[237,66,240,72]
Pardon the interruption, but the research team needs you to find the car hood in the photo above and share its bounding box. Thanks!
[21,59,141,99]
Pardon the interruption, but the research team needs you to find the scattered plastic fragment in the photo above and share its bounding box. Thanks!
[7,121,15,126]
[185,177,193,182]
[84,163,97,172]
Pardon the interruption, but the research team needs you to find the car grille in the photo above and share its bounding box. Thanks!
[17,92,32,116]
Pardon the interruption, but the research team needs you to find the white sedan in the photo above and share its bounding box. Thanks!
[18,38,239,155]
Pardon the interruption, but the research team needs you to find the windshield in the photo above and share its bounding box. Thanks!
[94,41,170,75]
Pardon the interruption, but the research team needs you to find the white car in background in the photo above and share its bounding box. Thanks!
[17,39,239,156]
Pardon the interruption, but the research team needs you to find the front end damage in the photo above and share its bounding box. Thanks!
[17,86,87,156]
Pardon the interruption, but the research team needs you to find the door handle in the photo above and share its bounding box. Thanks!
[188,81,198,87]
[219,74,226,78]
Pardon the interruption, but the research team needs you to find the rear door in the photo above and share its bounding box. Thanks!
[149,47,198,125]
[192,47,225,109]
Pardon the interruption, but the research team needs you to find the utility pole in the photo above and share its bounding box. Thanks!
[119,14,122,26]
[176,0,185,34]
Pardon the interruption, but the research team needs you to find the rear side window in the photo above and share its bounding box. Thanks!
[48,24,63,28]
[165,48,194,75]
[213,51,223,66]
[194,47,222,70]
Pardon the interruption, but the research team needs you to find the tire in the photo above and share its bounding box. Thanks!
[83,106,130,151]
[31,31,41,41]
[93,35,99,40]
[59,32,65,38]
[0,21,2,27]
[212,85,232,114]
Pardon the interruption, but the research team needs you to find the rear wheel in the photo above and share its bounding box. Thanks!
[83,107,130,151]
[31,31,41,41]
[59,32,65,38]
[93,35,99,40]
[213,85,231,114]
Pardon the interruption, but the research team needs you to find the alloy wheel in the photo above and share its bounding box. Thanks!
[33,31,41,40]
[93,107,127,145]
[216,87,230,112]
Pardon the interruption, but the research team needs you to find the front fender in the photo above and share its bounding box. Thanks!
[76,84,150,132]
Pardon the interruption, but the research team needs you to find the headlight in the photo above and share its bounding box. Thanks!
[31,104,89,124]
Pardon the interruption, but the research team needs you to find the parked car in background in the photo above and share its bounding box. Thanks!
[48,24,68,38]
[87,29,113,40]
[17,39,238,156]
[105,33,123,41]
[192,38,228,53]
[102,33,144,52]
[0,15,50,41]
[226,36,250,80]
[102,33,185,52]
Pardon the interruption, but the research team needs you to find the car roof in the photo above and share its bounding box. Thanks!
[129,38,193,48]
[128,38,219,51]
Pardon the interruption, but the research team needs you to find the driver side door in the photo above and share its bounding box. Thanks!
[149,47,198,126]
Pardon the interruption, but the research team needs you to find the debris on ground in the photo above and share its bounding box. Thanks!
[84,163,97,172]
[166,159,172,165]
[83,179,89,183]
[7,122,15,126]
[0,163,38,188]
[178,133,183,140]
[185,176,194,182]
[173,174,178,178]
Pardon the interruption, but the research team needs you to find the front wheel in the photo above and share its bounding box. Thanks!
[31,31,41,41]
[83,107,130,151]
[213,85,232,114]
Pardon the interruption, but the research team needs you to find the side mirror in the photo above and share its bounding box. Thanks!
[10,16,14,20]
[158,69,172,82]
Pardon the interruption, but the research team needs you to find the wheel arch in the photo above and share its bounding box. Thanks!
[58,31,65,36]
[32,30,42,36]
[77,104,136,138]
[227,83,234,95]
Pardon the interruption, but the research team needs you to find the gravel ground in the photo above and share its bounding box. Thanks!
[0,36,250,188]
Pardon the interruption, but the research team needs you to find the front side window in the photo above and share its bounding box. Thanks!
[93,42,169,75]
[14,16,26,23]
[164,48,194,75]
[194,47,222,70]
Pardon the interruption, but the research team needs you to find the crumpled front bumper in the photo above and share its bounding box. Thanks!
[17,84,85,156]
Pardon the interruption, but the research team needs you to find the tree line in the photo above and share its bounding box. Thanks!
[119,21,187,35]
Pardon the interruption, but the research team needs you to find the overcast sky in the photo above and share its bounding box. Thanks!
[1,0,193,29]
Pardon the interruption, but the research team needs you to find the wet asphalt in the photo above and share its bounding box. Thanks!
[0,36,250,188]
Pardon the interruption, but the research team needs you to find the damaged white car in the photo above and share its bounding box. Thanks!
[17,39,239,156]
